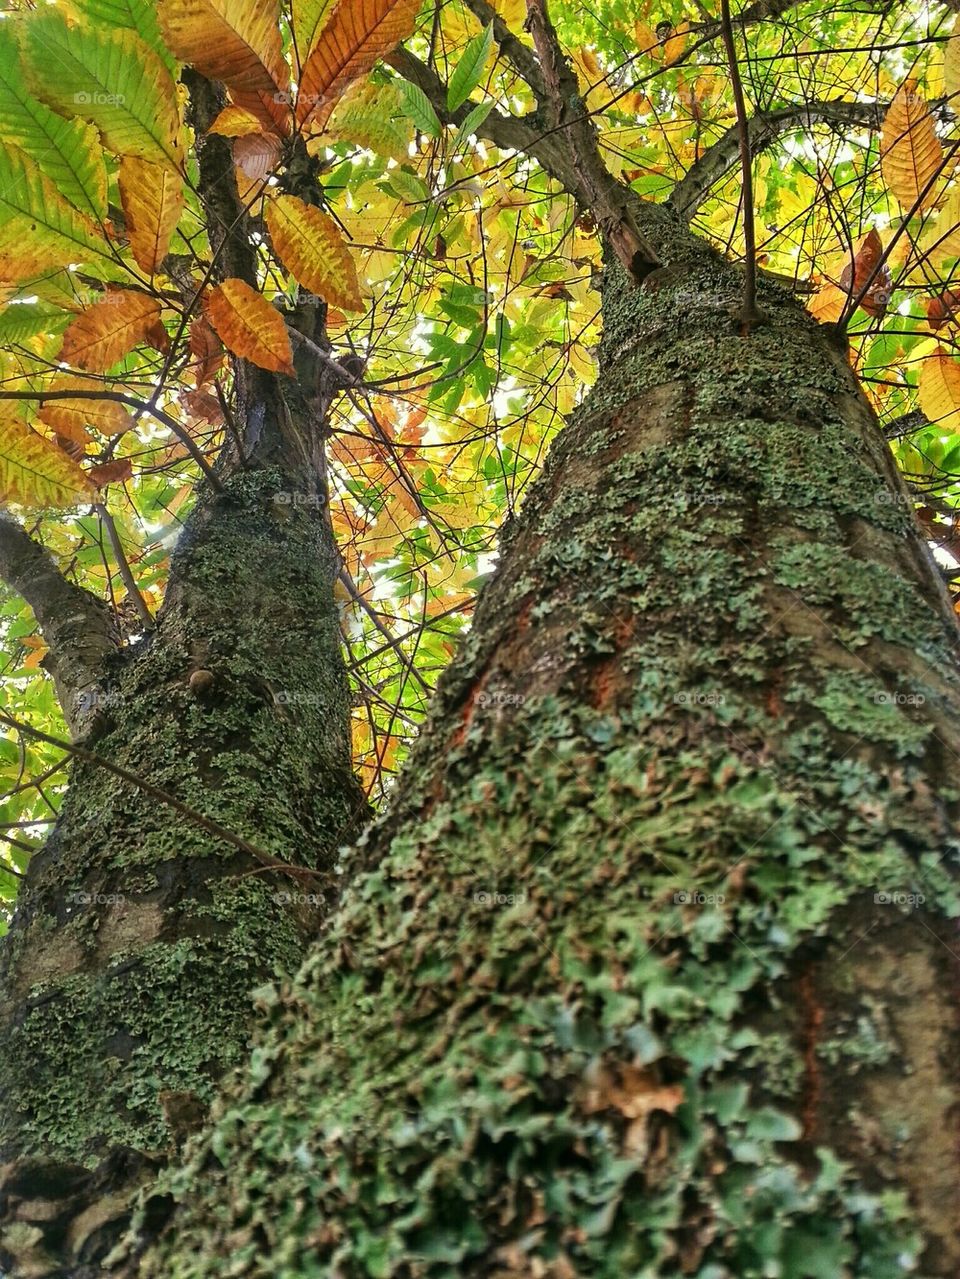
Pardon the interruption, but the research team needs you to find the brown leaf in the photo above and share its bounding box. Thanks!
[188,318,224,387]
[837,229,892,318]
[88,458,134,487]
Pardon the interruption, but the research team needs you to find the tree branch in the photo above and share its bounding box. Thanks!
[669,99,885,221]
[0,515,118,736]
[389,28,661,281]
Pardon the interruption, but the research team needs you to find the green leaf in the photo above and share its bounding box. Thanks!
[0,24,108,220]
[384,168,430,205]
[447,23,493,112]
[400,81,442,137]
[0,303,72,346]
[452,100,493,151]
[21,10,183,169]
[72,0,176,72]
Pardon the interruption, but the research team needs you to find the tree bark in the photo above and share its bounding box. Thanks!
[132,204,960,1278]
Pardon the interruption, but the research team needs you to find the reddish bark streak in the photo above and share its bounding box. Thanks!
[798,969,824,1141]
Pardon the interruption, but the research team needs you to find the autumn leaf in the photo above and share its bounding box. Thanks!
[926,289,960,330]
[0,418,94,509]
[22,10,184,169]
[837,229,892,318]
[944,13,960,107]
[119,157,185,274]
[266,195,363,312]
[38,377,134,439]
[188,319,224,388]
[208,106,267,137]
[0,141,106,283]
[60,292,165,373]
[233,131,283,180]
[919,347,960,432]
[157,0,286,94]
[89,457,134,487]
[663,21,689,67]
[202,278,295,375]
[296,0,423,126]
[881,81,944,211]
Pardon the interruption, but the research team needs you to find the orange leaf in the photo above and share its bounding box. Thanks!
[38,376,134,439]
[926,288,960,330]
[881,81,944,211]
[663,20,689,67]
[296,0,423,126]
[119,157,185,274]
[202,278,295,375]
[59,291,164,373]
[265,194,363,311]
[157,0,286,94]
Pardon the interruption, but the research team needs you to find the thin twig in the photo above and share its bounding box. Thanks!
[94,503,155,632]
[718,0,762,331]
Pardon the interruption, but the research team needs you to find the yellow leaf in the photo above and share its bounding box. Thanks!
[919,347,960,431]
[60,291,164,372]
[634,20,659,59]
[266,194,363,311]
[203,278,295,375]
[918,189,960,266]
[208,106,267,137]
[119,157,185,274]
[38,377,134,439]
[0,142,106,284]
[297,0,423,126]
[663,20,689,67]
[881,81,944,211]
[944,14,960,107]
[157,0,286,93]
[0,418,94,509]
[806,283,846,324]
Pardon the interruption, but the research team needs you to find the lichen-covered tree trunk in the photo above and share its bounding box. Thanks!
[0,362,369,1272]
[137,205,960,1278]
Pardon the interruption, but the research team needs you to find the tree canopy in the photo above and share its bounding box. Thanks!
[0,0,957,919]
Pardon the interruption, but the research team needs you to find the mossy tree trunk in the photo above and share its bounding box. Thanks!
[0,356,369,1271]
[136,206,960,1279]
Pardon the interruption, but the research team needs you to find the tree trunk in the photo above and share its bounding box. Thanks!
[134,205,960,1278]
[0,361,369,1273]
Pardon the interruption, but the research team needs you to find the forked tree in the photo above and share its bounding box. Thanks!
[0,0,957,1275]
